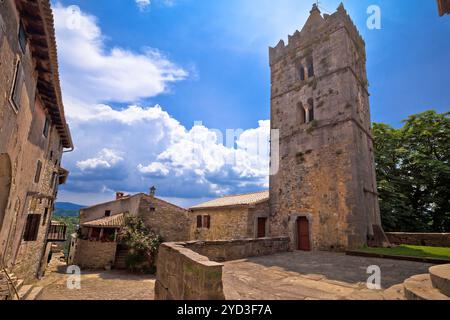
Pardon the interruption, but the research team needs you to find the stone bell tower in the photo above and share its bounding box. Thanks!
[268,4,387,251]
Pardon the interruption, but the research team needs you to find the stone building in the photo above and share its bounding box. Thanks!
[268,4,387,251]
[189,191,270,241]
[68,189,190,269]
[0,0,73,291]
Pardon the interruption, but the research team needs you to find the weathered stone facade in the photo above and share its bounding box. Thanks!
[71,239,117,269]
[79,192,191,242]
[70,191,191,269]
[268,4,386,251]
[0,0,72,283]
[189,191,270,241]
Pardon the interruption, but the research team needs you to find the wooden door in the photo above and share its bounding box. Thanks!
[297,217,310,251]
[257,217,267,238]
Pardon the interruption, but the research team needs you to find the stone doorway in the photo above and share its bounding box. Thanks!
[257,217,267,238]
[297,217,311,251]
[0,153,12,261]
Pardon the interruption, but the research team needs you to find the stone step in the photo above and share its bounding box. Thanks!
[382,284,406,300]
[13,285,33,300]
[25,286,43,300]
[429,264,450,297]
[404,274,450,300]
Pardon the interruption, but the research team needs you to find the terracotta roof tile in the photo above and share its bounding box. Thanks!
[82,213,125,228]
[191,191,269,210]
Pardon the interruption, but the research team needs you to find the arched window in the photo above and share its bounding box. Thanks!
[299,66,305,81]
[307,58,314,78]
[307,98,315,122]
[297,102,306,124]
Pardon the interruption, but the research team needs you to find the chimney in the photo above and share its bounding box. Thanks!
[149,186,156,197]
[116,192,124,200]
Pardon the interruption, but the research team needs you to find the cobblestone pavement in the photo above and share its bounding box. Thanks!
[35,254,155,300]
[223,251,433,300]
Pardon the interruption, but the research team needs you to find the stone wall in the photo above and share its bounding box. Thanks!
[71,238,117,269]
[386,233,450,248]
[155,237,290,300]
[190,207,249,241]
[0,0,70,283]
[155,242,224,300]
[185,237,290,262]
[138,195,190,242]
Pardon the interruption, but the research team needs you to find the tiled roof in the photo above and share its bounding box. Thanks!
[190,191,269,210]
[82,213,125,228]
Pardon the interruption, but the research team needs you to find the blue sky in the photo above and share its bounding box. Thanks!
[53,0,450,207]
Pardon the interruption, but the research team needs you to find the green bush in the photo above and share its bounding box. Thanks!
[118,215,163,274]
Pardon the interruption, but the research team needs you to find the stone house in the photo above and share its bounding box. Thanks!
[0,0,73,290]
[189,191,270,241]
[68,189,191,269]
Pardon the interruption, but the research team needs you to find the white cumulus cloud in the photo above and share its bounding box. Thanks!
[77,149,124,171]
[53,3,187,117]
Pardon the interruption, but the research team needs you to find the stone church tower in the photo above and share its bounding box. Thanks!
[268,4,387,251]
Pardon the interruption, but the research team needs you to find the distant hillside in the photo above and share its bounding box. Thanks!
[54,202,85,217]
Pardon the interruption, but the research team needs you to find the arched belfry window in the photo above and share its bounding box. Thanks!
[307,58,314,78]
[299,66,305,81]
[297,102,306,124]
[307,98,315,123]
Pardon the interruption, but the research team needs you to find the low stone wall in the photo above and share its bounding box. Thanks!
[71,238,117,269]
[155,242,225,300]
[155,237,290,300]
[185,237,290,262]
[386,233,450,247]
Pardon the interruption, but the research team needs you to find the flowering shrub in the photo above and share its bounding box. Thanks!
[118,215,163,273]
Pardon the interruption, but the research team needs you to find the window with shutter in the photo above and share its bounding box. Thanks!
[18,21,27,53]
[205,215,211,229]
[196,215,202,228]
[10,60,24,112]
[23,214,41,241]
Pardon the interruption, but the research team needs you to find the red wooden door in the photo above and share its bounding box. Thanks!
[257,217,267,238]
[297,217,310,251]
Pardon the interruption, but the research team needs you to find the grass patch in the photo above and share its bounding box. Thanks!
[358,245,450,261]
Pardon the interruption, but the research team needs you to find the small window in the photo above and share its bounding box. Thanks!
[105,210,111,217]
[23,214,41,241]
[42,208,49,226]
[299,66,305,81]
[298,102,306,124]
[196,215,202,228]
[50,172,57,189]
[308,62,315,78]
[308,99,315,122]
[43,117,50,138]
[203,215,211,229]
[34,160,42,183]
[149,206,156,212]
[18,21,27,53]
[10,60,24,112]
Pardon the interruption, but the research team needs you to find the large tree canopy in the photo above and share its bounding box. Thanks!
[373,110,450,232]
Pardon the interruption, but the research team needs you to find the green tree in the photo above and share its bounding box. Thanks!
[373,110,450,232]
